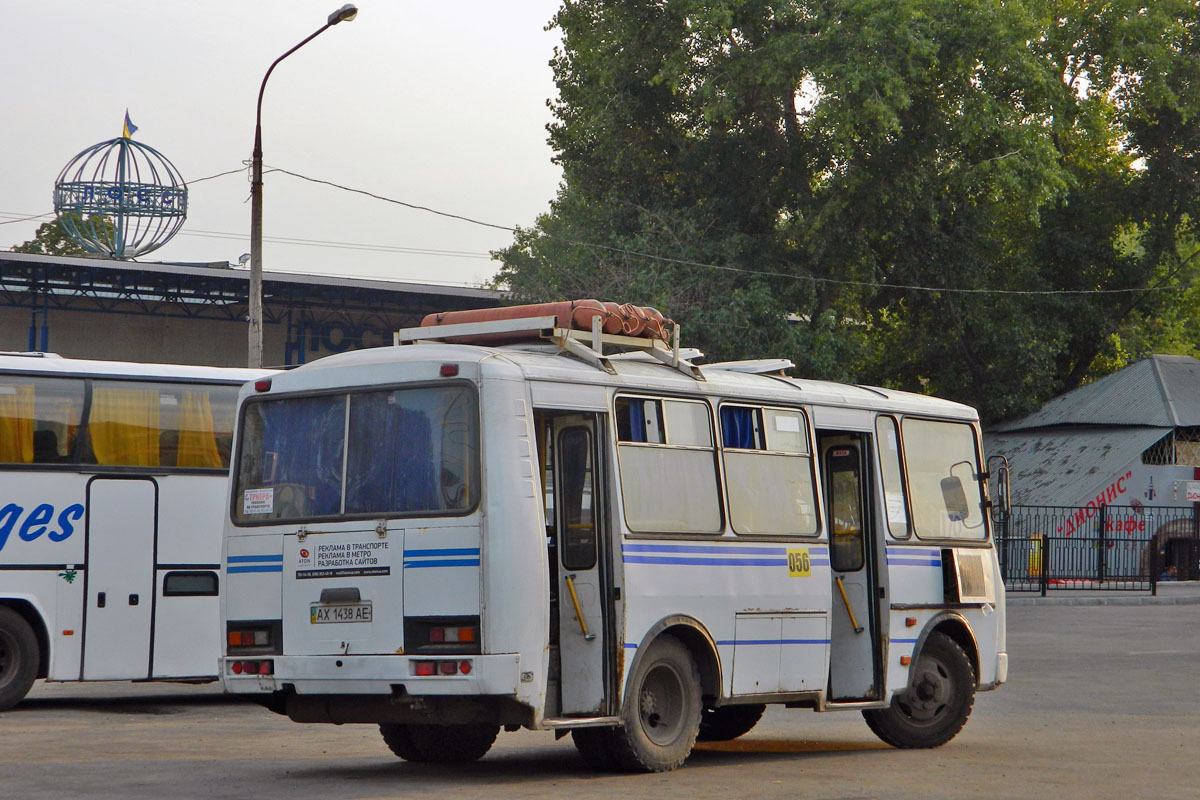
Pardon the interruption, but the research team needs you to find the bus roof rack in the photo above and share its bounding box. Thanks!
[394,314,705,381]
[702,358,794,375]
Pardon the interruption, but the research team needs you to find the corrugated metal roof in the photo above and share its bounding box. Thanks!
[1154,355,1200,428]
[983,426,1170,506]
[994,355,1200,431]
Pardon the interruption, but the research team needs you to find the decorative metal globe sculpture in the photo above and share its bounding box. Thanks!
[53,137,188,258]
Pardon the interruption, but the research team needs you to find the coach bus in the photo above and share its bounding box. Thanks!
[220,301,1008,771]
[0,353,271,710]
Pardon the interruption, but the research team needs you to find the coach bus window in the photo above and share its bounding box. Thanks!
[87,381,239,469]
[721,404,818,536]
[617,396,720,534]
[0,376,84,464]
[88,384,165,466]
[901,418,986,540]
[876,416,910,538]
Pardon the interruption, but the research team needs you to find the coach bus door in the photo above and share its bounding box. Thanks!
[550,414,612,716]
[82,477,157,680]
[820,434,883,702]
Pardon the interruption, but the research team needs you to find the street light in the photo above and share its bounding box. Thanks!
[248,3,357,368]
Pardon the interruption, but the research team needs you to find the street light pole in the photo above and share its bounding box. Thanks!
[249,3,358,368]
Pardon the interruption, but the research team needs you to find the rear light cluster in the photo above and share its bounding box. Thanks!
[230,659,274,676]
[226,620,281,655]
[404,617,481,654]
[228,630,270,647]
[428,625,476,644]
[413,660,472,676]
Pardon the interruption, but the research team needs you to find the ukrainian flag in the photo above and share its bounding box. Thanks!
[122,110,138,139]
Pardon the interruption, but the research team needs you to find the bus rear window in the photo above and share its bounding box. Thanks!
[233,385,479,524]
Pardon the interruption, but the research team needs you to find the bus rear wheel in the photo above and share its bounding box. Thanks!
[607,635,701,772]
[697,703,765,742]
[379,723,499,762]
[862,631,975,749]
[0,606,39,712]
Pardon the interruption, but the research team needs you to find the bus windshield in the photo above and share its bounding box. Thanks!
[232,384,479,524]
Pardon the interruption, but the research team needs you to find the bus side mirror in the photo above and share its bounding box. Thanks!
[991,465,1011,522]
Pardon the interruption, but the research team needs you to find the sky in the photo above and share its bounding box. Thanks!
[0,0,565,287]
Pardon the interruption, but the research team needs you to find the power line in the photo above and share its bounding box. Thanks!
[176,227,492,260]
[268,168,517,233]
[185,167,247,186]
[270,168,1194,298]
[0,211,55,226]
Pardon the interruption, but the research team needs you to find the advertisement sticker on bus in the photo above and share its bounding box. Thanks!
[243,488,274,515]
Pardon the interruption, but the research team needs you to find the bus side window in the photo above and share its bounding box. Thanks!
[615,397,663,443]
[876,416,910,538]
[722,404,818,536]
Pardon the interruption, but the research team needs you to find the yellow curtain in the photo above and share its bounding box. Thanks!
[0,384,35,464]
[91,387,160,466]
[176,391,222,468]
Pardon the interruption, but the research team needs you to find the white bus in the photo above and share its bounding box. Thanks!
[0,353,271,710]
[220,303,1008,771]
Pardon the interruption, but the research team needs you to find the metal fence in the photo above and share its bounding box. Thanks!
[997,504,1200,594]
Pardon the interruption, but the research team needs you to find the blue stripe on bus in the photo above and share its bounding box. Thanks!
[892,638,919,644]
[887,558,943,567]
[227,565,283,574]
[624,556,788,567]
[623,544,828,556]
[227,554,283,563]
[403,559,481,569]
[405,548,480,557]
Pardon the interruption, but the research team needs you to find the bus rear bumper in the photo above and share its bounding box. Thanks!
[220,653,521,697]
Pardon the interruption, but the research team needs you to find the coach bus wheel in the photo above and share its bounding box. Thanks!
[608,635,701,772]
[0,607,39,712]
[697,703,765,742]
[379,723,499,762]
[862,631,975,749]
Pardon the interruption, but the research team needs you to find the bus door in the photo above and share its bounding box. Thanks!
[549,414,613,716]
[82,477,157,680]
[819,433,883,702]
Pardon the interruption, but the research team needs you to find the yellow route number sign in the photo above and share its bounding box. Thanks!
[787,548,811,577]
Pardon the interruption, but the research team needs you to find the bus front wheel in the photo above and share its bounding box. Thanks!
[608,635,701,772]
[862,631,975,748]
[0,606,39,711]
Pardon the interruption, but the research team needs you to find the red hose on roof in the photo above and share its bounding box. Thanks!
[419,300,673,344]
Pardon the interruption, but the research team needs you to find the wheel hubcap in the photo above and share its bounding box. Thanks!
[639,664,685,745]
[897,655,953,724]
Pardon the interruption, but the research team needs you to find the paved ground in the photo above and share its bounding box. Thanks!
[2,597,1197,800]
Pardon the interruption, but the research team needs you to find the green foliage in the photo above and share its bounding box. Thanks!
[495,0,1200,423]
[13,215,111,257]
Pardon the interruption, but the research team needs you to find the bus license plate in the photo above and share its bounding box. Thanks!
[310,602,372,624]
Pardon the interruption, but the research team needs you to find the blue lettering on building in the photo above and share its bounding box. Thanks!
[0,503,85,554]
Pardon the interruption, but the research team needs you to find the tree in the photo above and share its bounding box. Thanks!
[495,0,1200,423]
[13,215,112,257]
